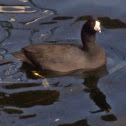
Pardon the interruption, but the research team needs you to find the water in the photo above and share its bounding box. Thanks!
[0,0,126,126]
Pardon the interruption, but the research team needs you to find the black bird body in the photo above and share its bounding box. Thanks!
[12,20,106,73]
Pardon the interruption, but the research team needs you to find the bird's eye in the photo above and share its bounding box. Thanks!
[91,21,94,25]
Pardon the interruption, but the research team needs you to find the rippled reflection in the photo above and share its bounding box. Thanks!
[83,77,111,113]
[0,5,36,13]
[0,0,125,125]
[83,66,111,113]
[0,21,12,44]
[53,16,74,20]
[18,61,112,113]
[73,15,126,28]
[101,114,117,121]
[28,0,57,14]
[0,90,59,108]
[20,114,36,119]
[59,119,90,126]
[20,10,53,25]
[4,83,41,89]
[3,108,23,114]
[19,0,28,2]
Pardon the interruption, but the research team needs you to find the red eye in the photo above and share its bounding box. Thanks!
[91,21,94,25]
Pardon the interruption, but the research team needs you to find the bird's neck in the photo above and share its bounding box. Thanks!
[81,31,96,51]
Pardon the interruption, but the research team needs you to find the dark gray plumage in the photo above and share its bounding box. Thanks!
[12,19,106,73]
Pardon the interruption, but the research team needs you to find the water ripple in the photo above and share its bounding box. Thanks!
[28,0,57,14]
[0,5,36,13]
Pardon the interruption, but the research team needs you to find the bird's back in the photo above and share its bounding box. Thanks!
[22,44,86,72]
[19,44,106,72]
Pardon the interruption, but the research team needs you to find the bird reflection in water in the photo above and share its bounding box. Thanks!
[82,65,111,113]
[83,77,111,113]
[20,62,111,113]
[59,119,90,126]
[19,62,118,122]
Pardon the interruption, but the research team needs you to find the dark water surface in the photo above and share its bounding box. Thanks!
[0,0,126,126]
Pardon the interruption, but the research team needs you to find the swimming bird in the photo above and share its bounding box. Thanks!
[12,19,106,73]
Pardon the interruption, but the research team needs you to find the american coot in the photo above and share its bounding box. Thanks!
[12,19,106,73]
